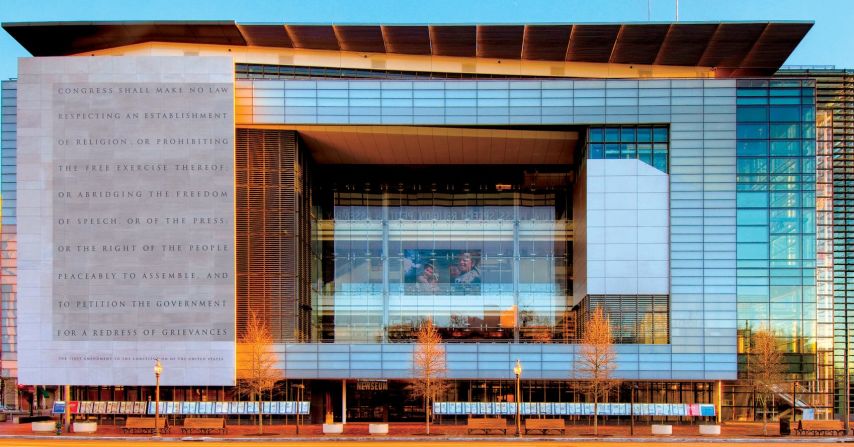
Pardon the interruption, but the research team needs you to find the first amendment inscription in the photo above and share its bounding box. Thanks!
[17,57,235,385]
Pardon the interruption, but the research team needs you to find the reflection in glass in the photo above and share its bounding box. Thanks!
[735,80,819,416]
[586,126,669,173]
[312,174,572,343]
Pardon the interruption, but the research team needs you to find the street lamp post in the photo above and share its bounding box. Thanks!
[514,359,522,437]
[154,359,162,438]
[630,383,636,436]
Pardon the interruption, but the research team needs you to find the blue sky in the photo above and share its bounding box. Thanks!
[1,0,853,82]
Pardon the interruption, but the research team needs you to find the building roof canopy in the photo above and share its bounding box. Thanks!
[291,125,579,165]
[2,21,812,76]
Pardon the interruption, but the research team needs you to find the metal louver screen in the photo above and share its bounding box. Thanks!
[235,128,304,342]
[578,295,670,344]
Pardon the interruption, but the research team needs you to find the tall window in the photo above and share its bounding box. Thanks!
[732,78,819,420]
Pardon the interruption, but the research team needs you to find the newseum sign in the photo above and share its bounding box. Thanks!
[17,57,235,385]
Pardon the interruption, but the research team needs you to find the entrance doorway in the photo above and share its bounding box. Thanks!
[347,380,389,422]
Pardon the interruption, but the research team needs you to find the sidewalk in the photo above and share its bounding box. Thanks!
[0,420,845,441]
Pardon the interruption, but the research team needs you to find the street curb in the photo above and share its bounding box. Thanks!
[0,435,850,443]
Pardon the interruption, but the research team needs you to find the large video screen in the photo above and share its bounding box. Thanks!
[403,249,482,295]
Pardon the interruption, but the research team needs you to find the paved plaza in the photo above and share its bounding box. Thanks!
[0,420,850,444]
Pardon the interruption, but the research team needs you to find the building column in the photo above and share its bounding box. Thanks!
[714,381,722,423]
[64,385,71,432]
[342,380,347,424]
[382,193,389,342]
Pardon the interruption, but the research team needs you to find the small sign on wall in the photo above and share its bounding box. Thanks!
[356,380,388,391]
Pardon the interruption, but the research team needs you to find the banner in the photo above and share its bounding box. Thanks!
[432,402,713,417]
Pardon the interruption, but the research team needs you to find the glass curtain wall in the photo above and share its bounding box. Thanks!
[731,78,827,419]
[778,68,854,421]
[814,105,835,418]
[311,172,572,343]
[0,80,17,406]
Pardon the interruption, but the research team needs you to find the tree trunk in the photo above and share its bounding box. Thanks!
[762,398,767,436]
[258,396,263,435]
[426,379,431,435]
[593,393,599,436]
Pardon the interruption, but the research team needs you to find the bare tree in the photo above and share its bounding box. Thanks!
[748,327,785,436]
[576,306,619,436]
[409,318,448,435]
[237,311,283,435]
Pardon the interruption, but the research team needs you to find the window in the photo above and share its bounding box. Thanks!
[586,125,669,173]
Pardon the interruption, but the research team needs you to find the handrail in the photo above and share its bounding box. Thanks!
[769,384,814,410]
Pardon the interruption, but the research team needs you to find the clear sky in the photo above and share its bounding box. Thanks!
[1,0,853,82]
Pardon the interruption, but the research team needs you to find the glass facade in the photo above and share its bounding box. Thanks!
[731,78,827,419]
[777,68,854,421]
[0,80,17,401]
[311,168,572,343]
[235,78,700,128]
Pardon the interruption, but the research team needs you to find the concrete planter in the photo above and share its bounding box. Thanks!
[322,423,344,434]
[699,424,721,436]
[651,424,672,436]
[369,423,388,435]
[73,421,97,433]
[31,421,55,432]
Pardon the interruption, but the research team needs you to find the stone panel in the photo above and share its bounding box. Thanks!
[17,56,235,386]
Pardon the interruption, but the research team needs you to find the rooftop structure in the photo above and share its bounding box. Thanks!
[3,21,812,76]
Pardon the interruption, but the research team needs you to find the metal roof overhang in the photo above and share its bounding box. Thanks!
[285,125,579,165]
[2,21,812,76]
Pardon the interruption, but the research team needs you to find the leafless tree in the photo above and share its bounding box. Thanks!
[748,327,786,436]
[237,311,283,435]
[576,306,619,436]
[409,318,448,435]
